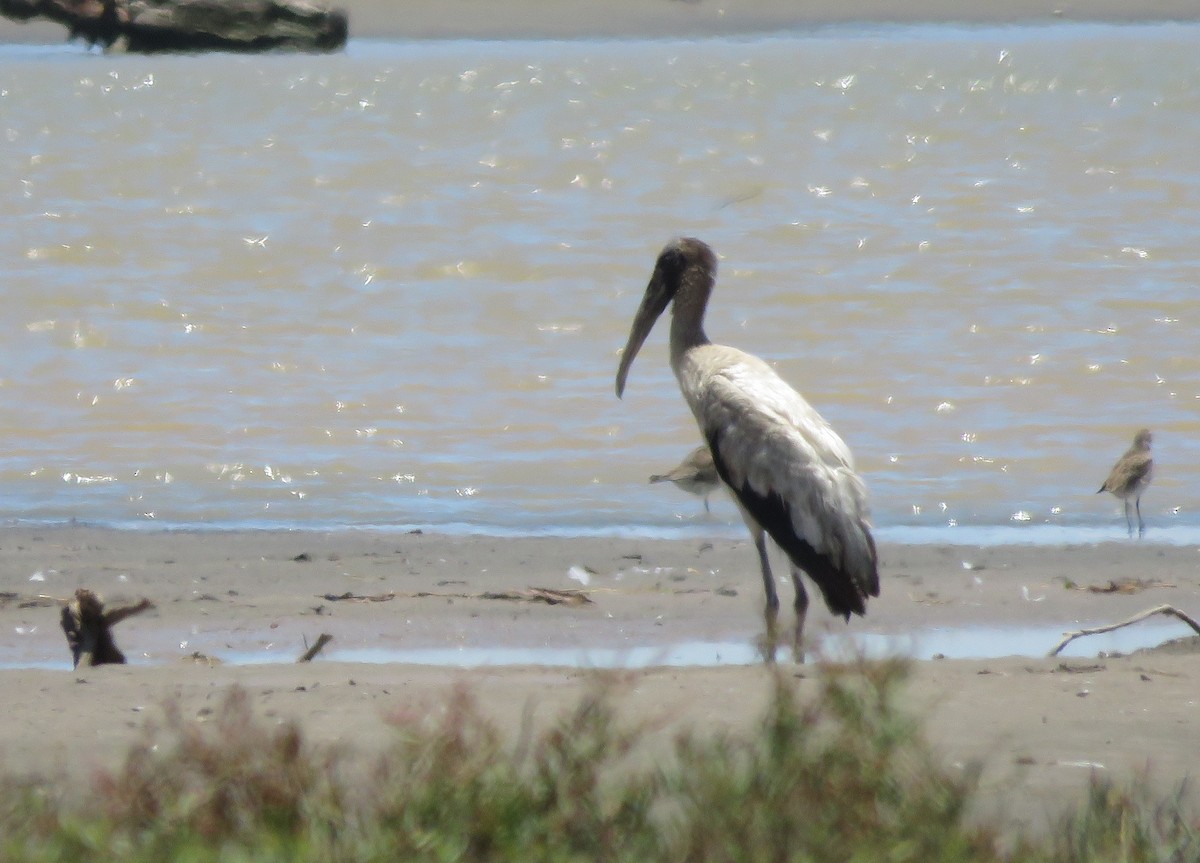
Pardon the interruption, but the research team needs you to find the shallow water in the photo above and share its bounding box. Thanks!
[270,621,1199,666]
[3,619,1191,670]
[2,24,1199,543]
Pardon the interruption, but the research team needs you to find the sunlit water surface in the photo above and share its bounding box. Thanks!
[3,24,1200,545]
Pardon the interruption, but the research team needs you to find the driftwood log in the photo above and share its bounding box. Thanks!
[60,588,153,668]
[0,0,347,52]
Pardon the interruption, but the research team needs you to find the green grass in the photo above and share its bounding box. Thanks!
[1,660,1195,862]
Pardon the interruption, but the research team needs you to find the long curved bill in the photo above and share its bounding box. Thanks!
[615,274,672,398]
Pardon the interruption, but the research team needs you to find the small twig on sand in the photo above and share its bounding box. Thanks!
[1048,604,1200,657]
[1,592,62,609]
[297,632,333,663]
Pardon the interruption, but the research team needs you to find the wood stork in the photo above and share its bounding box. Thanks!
[616,237,879,658]
[1098,428,1153,538]
[650,444,721,512]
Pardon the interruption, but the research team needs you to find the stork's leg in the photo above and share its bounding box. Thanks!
[1136,496,1145,538]
[754,531,780,662]
[789,567,809,663]
[755,531,780,612]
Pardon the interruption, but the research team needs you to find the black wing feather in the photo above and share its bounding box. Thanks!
[705,431,875,619]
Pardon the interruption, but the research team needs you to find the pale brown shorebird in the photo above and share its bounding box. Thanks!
[616,238,879,660]
[649,444,721,512]
[1097,428,1154,538]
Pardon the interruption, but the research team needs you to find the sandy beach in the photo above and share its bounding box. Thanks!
[2,525,1199,836]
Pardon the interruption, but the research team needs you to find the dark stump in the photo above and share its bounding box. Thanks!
[60,588,154,668]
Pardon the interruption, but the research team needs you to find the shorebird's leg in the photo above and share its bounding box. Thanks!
[789,567,809,663]
[703,495,711,514]
[1136,496,1145,538]
[754,531,780,662]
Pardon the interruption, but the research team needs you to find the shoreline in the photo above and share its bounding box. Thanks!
[2,525,1198,835]
[4,525,1200,661]
[4,0,1200,45]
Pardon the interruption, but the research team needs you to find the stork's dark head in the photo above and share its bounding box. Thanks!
[615,237,716,398]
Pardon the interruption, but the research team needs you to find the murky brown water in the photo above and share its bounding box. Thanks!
[2,25,1199,542]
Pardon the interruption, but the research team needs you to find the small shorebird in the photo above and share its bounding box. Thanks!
[650,444,721,512]
[616,238,879,659]
[1097,428,1154,538]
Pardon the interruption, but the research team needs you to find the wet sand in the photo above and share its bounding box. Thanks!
[2,525,1198,835]
[4,0,1200,44]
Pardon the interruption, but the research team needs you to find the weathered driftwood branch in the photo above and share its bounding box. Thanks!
[297,632,332,662]
[0,0,347,53]
[499,587,593,607]
[321,587,594,607]
[323,590,398,603]
[59,588,154,668]
[1064,577,1175,594]
[1048,604,1200,657]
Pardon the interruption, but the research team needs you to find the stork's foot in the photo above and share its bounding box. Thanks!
[757,609,782,664]
[791,578,808,664]
[755,626,806,664]
[791,628,807,665]
[755,633,780,664]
